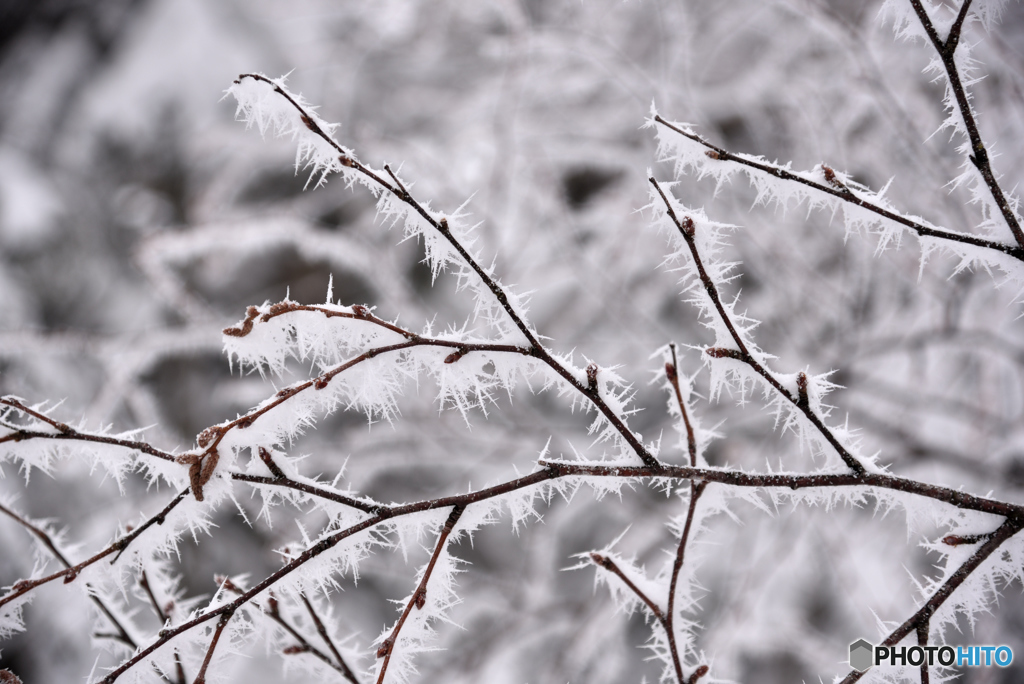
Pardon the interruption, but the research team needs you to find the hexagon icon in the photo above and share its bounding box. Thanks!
[849,639,874,672]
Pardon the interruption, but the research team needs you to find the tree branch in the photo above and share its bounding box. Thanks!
[0,488,189,612]
[837,516,1023,683]
[376,504,464,684]
[649,179,867,474]
[232,73,662,470]
[652,116,1024,261]
[907,0,1024,249]
[0,501,136,649]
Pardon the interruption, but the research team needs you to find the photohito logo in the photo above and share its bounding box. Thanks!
[849,639,1013,672]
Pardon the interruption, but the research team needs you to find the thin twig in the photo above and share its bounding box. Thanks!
[219,580,361,684]
[376,504,464,684]
[907,0,1024,249]
[652,116,1024,261]
[649,178,867,474]
[0,501,136,649]
[301,594,362,684]
[192,610,234,684]
[662,347,707,683]
[0,488,189,611]
[838,516,1023,683]
[665,481,707,683]
[140,572,186,684]
[916,619,930,684]
[232,73,662,470]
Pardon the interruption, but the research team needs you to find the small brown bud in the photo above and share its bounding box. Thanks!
[705,150,721,160]
[586,363,599,391]
[377,638,394,659]
[283,645,310,655]
[943,534,989,546]
[223,306,260,337]
[197,426,219,448]
[688,664,710,684]
[665,362,677,383]
[63,569,78,584]
[705,347,743,360]
[681,216,695,237]
[339,155,354,167]
[1,668,25,684]
[444,350,465,364]
[314,377,329,390]
[189,461,205,502]
[351,304,369,317]
[796,372,809,409]
[414,588,426,610]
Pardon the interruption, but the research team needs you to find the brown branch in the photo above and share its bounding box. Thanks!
[0,397,176,462]
[648,179,867,475]
[916,619,930,684]
[94,456,1024,682]
[665,344,697,467]
[652,116,1024,261]
[301,594,362,684]
[0,488,189,611]
[218,580,361,684]
[589,552,666,622]
[0,501,136,649]
[907,0,1024,250]
[838,516,1023,683]
[232,73,662,470]
[139,572,186,684]
[98,469,560,683]
[665,481,707,684]
[192,609,234,684]
[376,504,464,684]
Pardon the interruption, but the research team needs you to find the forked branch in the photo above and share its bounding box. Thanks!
[907,0,1024,250]
[649,178,867,474]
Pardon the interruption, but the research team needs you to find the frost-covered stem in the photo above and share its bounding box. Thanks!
[651,116,1024,261]
[375,504,464,684]
[589,551,700,684]
[84,456,1024,682]
[192,609,233,684]
[838,516,1023,684]
[589,553,666,623]
[662,346,707,682]
[0,488,188,611]
[907,0,1024,250]
[649,179,867,475]
[300,594,362,684]
[233,448,389,516]
[140,572,187,684]
[0,397,176,462]
[0,501,137,649]
[99,470,559,682]
[220,581,361,684]
[666,481,707,684]
[538,462,1024,518]
[916,620,930,684]
[232,73,661,470]
[665,345,696,466]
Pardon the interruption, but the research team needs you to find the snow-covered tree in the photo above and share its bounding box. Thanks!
[1,1,1023,682]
